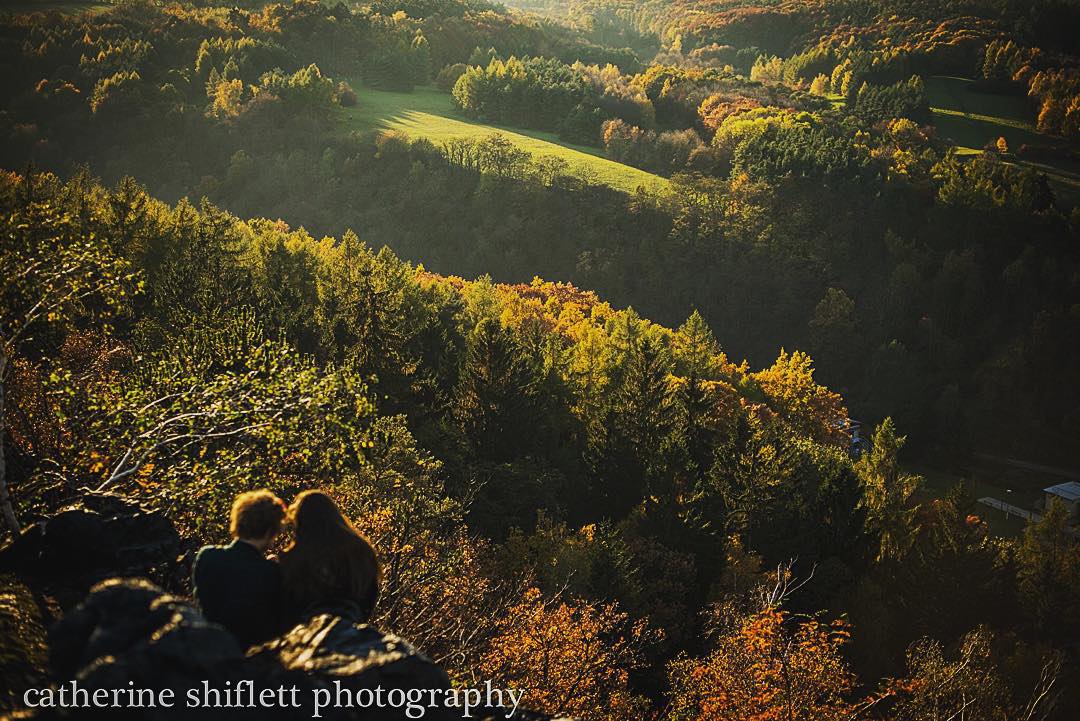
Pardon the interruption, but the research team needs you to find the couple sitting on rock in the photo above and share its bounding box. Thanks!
[192,489,381,647]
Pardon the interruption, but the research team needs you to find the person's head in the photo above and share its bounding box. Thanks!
[283,490,381,618]
[229,489,286,552]
[288,489,352,542]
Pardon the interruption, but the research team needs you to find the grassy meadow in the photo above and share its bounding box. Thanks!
[925,76,1043,152]
[926,75,1080,205]
[0,1,110,14]
[343,83,669,194]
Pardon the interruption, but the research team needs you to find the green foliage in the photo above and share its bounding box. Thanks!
[852,76,929,123]
[435,62,468,91]
[601,119,712,175]
[93,334,375,540]
[856,418,922,563]
[453,55,590,129]
[1017,498,1080,636]
[672,310,724,379]
[455,318,541,461]
[1,201,138,359]
[363,22,433,90]
[89,70,143,117]
[258,63,335,112]
[3,0,1080,713]
[730,117,875,183]
[934,153,1055,213]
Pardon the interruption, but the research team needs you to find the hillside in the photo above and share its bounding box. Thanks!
[2,0,1080,719]
[343,84,669,194]
[0,1,107,14]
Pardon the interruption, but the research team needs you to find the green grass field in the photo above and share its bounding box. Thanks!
[0,1,110,14]
[925,76,1043,152]
[913,465,1032,538]
[343,83,668,194]
[926,75,1080,207]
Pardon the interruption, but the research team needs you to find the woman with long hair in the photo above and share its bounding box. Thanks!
[279,490,381,623]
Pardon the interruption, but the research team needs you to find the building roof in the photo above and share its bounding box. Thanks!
[1044,481,1080,502]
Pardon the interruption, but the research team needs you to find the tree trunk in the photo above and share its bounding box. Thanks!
[0,352,20,536]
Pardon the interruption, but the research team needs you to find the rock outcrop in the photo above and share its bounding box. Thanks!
[11,577,552,720]
[0,492,188,596]
[1,496,567,720]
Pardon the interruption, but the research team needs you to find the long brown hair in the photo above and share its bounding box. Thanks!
[280,490,381,621]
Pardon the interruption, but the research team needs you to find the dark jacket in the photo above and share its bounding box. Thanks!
[192,540,286,647]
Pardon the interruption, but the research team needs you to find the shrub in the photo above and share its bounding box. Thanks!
[338,82,358,107]
[436,63,468,91]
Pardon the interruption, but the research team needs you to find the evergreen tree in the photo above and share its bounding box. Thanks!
[455,318,539,461]
[857,418,922,563]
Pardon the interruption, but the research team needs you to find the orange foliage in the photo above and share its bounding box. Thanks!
[668,607,858,721]
[478,588,654,721]
[6,331,128,471]
[698,95,762,133]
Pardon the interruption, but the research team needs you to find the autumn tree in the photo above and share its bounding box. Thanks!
[478,587,653,721]
[672,309,725,379]
[753,349,848,446]
[328,414,507,667]
[893,627,1062,721]
[668,598,861,721]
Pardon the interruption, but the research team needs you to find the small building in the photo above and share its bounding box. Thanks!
[1043,482,1080,521]
[836,418,867,458]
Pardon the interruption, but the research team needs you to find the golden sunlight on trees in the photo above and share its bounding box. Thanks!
[753,349,848,446]
[857,418,923,563]
[478,587,654,721]
[4,0,1080,712]
[667,605,861,721]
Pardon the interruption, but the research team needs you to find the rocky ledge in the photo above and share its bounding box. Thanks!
[0,496,567,721]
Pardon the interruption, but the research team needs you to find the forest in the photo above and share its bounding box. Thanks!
[1,0,1079,719]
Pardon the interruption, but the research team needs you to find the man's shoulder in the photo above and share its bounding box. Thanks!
[193,544,231,571]
[195,543,229,560]
[196,542,277,573]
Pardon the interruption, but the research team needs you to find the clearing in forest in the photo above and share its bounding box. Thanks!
[925,75,1044,153]
[342,83,669,194]
[926,75,1080,206]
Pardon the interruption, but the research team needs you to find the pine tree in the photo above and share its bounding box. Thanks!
[410,31,431,84]
[673,309,722,379]
[856,417,922,563]
[455,318,538,460]
[595,332,675,513]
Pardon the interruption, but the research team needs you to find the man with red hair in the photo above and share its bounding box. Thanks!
[192,489,288,647]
